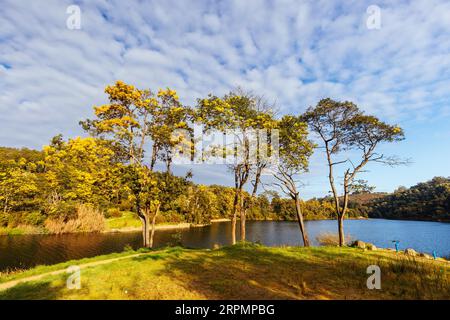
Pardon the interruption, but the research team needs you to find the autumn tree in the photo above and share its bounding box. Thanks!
[270,115,315,246]
[303,98,404,246]
[43,137,121,208]
[80,81,159,246]
[123,165,162,248]
[148,89,193,173]
[196,90,276,244]
[0,164,38,214]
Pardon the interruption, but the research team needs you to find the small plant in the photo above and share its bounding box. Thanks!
[123,244,133,252]
[168,231,183,247]
[106,208,122,218]
[316,232,353,246]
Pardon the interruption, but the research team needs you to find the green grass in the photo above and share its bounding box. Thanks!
[0,248,151,284]
[0,226,44,236]
[0,244,448,300]
[106,211,142,230]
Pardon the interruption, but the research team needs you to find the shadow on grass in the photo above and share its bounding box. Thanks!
[0,244,447,300]
[0,280,61,300]
[156,244,367,299]
[159,244,450,300]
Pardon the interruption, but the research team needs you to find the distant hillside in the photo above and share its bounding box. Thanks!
[345,192,387,205]
[366,177,450,222]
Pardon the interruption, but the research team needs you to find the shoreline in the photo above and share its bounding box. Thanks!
[3,216,447,237]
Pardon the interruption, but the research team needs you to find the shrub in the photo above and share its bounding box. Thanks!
[23,211,46,226]
[105,207,122,218]
[45,204,105,234]
[0,213,8,227]
[162,210,184,223]
[316,232,353,246]
[46,202,78,221]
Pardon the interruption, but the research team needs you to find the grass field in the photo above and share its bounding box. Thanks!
[0,244,448,300]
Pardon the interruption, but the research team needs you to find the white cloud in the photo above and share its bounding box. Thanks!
[1,0,449,196]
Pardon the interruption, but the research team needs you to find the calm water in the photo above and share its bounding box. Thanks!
[0,219,449,271]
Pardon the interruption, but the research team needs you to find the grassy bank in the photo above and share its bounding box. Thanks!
[0,244,448,300]
[0,212,189,236]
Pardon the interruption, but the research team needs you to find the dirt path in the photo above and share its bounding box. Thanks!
[0,252,150,292]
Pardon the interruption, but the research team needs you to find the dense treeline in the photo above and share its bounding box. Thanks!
[367,177,450,222]
[0,144,366,230]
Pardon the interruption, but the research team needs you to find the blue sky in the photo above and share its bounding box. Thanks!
[1,0,449,198]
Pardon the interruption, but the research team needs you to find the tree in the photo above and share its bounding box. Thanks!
[123,165,163,248]
[148,89,193,173]
[179,185,218,224]
[196,90,276,244]
[80,81,155,164]
[0,165,38,214]
[270,115,315,246]
[43,137,120,208]
[350,179,376,194]
[303,98,404,246]
[80,81,157,247]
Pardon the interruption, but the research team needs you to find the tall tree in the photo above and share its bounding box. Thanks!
[303,98,404,246]
[270,115,315,246]
[196,90,276,244]
[80,81,157,247]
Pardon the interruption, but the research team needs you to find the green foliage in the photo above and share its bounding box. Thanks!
[368,177,450,221]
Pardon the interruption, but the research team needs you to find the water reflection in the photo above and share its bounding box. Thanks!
[0,219,449,271]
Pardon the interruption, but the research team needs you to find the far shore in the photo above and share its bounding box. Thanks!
[106,218,233,233]
[0,216,411,237]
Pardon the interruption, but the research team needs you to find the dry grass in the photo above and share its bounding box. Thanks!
[316,232,353,246]
[45,204,105,234]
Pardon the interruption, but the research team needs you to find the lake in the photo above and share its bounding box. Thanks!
[0,219,449,271]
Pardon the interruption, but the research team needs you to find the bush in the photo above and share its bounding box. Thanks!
[23,211,46,226]
[46,202,78,221]
[0,213,8,227]
[161,210,184,223]
[45,204,105,234]
[316,232,353,246]
[105,208,122,218]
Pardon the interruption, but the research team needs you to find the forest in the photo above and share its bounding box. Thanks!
[368,177,450,222]
[0,144,367,228]
[0,80,412,247]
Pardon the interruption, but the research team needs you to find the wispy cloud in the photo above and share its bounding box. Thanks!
[1,0,449,196]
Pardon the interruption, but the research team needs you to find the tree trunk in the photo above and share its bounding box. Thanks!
[294,194,310,247]
[240,208,246,242]
[149,204,160,248]
[231,185,240,245]
[338,214,345,246]
[150,144,158,171]
[231,215,237,245]
[140,214,149,247]
[166,157,172,174]
[3,196,8,214]
[325,146,344,247]
[239,189,246,241]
